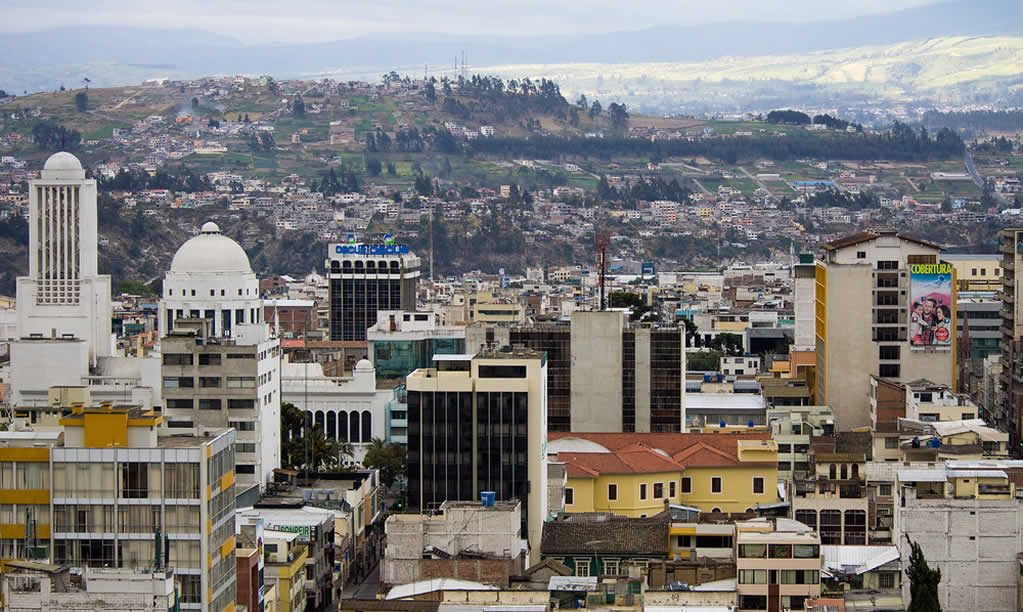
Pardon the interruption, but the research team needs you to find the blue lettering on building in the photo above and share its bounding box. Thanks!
[334,244,410,256]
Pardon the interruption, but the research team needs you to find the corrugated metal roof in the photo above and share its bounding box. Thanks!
[897,469,947,482]
[821,545,901,575]
[947,469,1007,479]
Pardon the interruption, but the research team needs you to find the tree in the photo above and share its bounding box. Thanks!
[266,77,279,95]
[191,96,199,110]
[589,100,602,119]
[386,161,397,176]
[81,77,91,90]
[424,79,436,103]
[74,92,88,112]
[293,95,305,118]
[906,535,942,612]
[366,158,382,177]
[362,438,408,487]
[608,102,629,131]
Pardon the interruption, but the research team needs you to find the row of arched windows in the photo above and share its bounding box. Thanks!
[308,410,372,443]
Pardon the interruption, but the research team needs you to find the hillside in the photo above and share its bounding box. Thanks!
[477,36,1023,113]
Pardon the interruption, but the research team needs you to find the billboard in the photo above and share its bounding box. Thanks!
[909,263,954,350]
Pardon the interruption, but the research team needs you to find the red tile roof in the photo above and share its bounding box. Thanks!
[551,432,773,475]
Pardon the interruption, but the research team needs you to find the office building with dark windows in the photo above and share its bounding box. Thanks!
[405,349,548,564]
[508,310,685,432]
[325,243,420,341]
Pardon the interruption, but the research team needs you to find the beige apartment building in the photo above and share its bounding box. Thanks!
[816,230,956,430]
[735,518,822,612]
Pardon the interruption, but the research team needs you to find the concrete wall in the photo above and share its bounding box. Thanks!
[898,488,1023,611]
[571,311,625,431]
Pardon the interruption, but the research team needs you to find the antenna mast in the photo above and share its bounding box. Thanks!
[595,230,610,311]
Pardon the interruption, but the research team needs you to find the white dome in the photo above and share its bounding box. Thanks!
[354,359,374,373]
[44,152,83,171]
[170,222,252,274]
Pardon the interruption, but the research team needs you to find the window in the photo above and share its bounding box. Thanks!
[675,535,691,548]
[236,464,256,474]
[653,482,664,499]
[739,595,767,611]
[711,477,722,493]
[163,377,193,388]
[739,569,768,584]
[228,399,255,410]
[770,544,792,558]
[198,354,221,366]
[981,268,987,275]
[229,421,256,431]
[879,364,900,378]
[879,345,900,360]
[669,481,676,497]
[235,443,257,453]
[575,560,590,577]
[885,437,899,449]
[607,483,618,501]
[639,483,648,500]
[795,509,817,530]
[879,484,893,496]
[167,420,193,428]
[879,572,897,589]
[695,535,731,548]
[227,376,257,388]
[877,260,899,270]
[199,376,221,388]
[478,365,527,378]
[565,488,574,505]
[199,399,222,410]
[751,477,765,495]
[856,251,866,259]
[793,544,819,558]
[962,412,975,420]
[163,353,193,366]
[681,477,691,494]
[603,560,619,576]
[165,399,193,410]
[739,544,766,558]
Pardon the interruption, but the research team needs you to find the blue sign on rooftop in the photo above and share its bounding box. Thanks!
[335,244,410,255]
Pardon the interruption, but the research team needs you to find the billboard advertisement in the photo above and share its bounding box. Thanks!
[909,263,954,350]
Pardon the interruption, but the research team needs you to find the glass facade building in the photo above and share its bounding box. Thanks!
[373,338,465,379]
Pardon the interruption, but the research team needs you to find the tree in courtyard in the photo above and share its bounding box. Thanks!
[906,535,942,612]
[362,438,408,487]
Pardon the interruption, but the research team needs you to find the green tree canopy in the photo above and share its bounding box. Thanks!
[906,535,942,612]
[362,438,408,487]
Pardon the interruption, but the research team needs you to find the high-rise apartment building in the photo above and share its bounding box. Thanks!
[815,230,957,430]
[405,349,548,563]
[508,310,686,432]
[325,243,419,341]
[160,222,281,497]
[999,227,1023,451]
[0,404,236,612]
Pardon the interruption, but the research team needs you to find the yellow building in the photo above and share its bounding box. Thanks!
[467,292,524,325]
[943,254,1001,291]
[0,404,237,612]
[549,433,779,516]
[264,529,308,612]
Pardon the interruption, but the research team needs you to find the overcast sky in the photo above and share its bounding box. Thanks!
[5,0,944,44]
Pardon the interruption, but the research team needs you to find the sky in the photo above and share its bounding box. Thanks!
[4,0,945,44]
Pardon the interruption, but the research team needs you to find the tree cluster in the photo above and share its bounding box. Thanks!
[597,174,691,207]
[813,113,862,132]
[99,167,213,193]
[318,166,359,195]
[32,122,82,152]
[362,439,408,487]
[767,109,811,125]
[804,188,879,210]
[248,131,275,152]
[469,123,964,163]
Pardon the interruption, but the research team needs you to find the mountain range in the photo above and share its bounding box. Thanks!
[1,0,1021,102]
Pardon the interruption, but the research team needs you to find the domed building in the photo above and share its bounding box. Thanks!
[159,221,280,497]
[159,221,263,338]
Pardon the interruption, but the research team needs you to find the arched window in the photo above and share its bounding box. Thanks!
[331,261,341,273]
[355,261,364,270]
[343,260,352,270]
[844,510,866,545]
[350,411,361,443]
[840,464,848,480]
[366,260,375,269]
[326,412,336,440]
[379,261,388,271]
[851,463,860,479]
[314,411,325,435]
[829,464,837,479]
[795,509,817,530]
[390,261,399,269]
[338,411,348,442]
[362,410,372,442]
[711,507,722,513]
